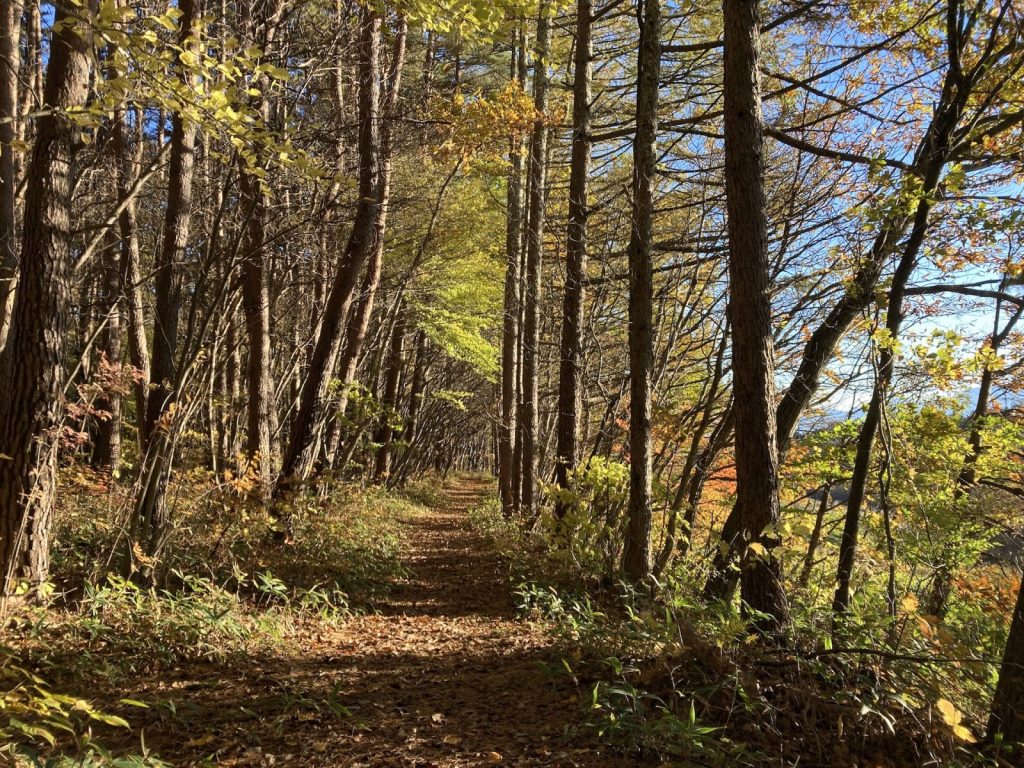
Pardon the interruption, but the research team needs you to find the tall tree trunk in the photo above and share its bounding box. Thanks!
[499,31,526,518]
[274,6,381,496]
[703,0,789,634]
[704,54,967,600]
[0,0,92,597]
[133,0,199,561]
[238,0,287,484]
[520,3,551,521]
[0,0,23,350]
[554,0,592,515]
[622,0,659,583]
[832,189,933,615]
[92,239,123,472]
[114,102,150,450]
[373,303,406,483]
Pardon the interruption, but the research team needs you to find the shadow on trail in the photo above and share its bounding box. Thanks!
[113,476,632,767]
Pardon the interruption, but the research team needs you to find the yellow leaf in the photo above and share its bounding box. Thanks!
[953,724,976,743]
[936,698,962,727]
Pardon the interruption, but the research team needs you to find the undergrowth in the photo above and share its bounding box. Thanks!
[0,467,440,764]
[468,476,1017,768]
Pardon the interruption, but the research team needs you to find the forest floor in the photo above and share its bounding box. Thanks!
[111,476,633,767]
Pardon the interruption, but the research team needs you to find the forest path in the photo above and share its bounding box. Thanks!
[151,476,630,767]
[306,475,626,767]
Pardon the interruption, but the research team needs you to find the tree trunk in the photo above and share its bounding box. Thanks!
[705,0,789,634]
[114,106,150,450]
[832,187,933,615]
[92,239,123,472]
[988,572,1024,743]
[373,303,406,483]
[0,0,23,350]
[238,0,287,484]
[622,0,659,584]
[133,0,199,562]
[519,4,550,521]
[499,31,526,518]
[554,0,592,516]
[333,15,407,423]
[0,0,92,597]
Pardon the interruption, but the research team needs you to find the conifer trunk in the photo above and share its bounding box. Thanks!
[622,0,660,583]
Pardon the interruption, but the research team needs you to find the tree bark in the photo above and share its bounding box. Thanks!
[988,572,1024,743]
[554,0,592,516]
[0,0,23,350]
[499,31,526,518]
[622,0,659,583]
[237,0,287,485]
[0,0,92,597]
[519,4,551,521]
[704,0,789,633]
[133,0,199,561]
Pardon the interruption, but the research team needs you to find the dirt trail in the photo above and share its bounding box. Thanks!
[311,476,626,767]
[150,477,631,767]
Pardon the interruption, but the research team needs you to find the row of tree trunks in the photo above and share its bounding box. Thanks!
[238,0,288,490]
[332,15,408,430]
[273,5,381,499]
[700,0,972,603]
